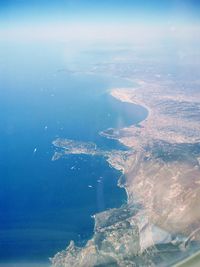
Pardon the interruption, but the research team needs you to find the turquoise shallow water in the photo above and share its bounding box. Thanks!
[0,44,147,264]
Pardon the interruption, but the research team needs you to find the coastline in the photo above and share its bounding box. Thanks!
[51,86,150,266]
[109,85,151,204]
[51,78,200,266]
[110,87,151,125]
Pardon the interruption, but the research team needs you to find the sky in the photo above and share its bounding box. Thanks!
[0,0,200,44]
[1,0,200,23]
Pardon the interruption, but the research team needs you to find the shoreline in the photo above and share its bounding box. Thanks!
[51,78,200,266]
[110,87,151,126]
[50,87,147,265]
[83,85,151,252]
[109,86,151,205]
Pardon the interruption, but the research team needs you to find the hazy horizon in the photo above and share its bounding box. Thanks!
[1,0,200,46]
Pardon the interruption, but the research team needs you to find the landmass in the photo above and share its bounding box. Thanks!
[50,55,200,266]
[52,138,135,174]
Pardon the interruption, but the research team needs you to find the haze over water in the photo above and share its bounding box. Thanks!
[0,43,148,264]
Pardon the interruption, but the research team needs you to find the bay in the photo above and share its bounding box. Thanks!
[0,44,147,265]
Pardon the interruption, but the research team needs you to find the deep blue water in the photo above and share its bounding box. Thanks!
[0,44,147,264]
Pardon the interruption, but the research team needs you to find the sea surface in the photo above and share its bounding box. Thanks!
[0,43,147,265]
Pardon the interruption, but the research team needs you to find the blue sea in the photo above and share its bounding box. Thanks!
[0,43,147,265]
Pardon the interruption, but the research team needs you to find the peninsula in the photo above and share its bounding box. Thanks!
[51,76,200,266]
